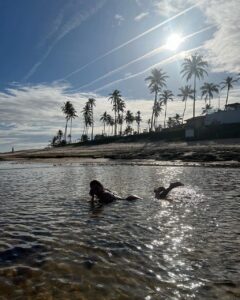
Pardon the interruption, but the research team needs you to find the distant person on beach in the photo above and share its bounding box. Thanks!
[89,180,184,204]
[12,147,14,153]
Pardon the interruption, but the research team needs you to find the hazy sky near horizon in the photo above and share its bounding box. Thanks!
[0,0,240,152]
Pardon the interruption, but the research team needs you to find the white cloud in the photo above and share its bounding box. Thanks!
[134,12,149,21]
[153,0,240,73]
[153,0,190,17]
[199,0,240,73]
[114,14,125,25]
[1,83,239,152]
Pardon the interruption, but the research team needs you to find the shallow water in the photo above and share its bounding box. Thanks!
[0,161,239,300]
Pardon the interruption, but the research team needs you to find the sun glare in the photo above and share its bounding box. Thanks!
[165,33,183,51]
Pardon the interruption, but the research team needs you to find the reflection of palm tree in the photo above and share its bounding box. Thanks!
[108,90,122,136]
[181,53,208,118]
[135,111,142,134]
[87,98,96,140]
[178,85,194,123]
[220,76,239,107]
[159,90,174,128]
[100,111,108,135]
[200,83,219,106]
[145,68,168,131]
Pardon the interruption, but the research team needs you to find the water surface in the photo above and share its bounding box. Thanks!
[0,162,239,299]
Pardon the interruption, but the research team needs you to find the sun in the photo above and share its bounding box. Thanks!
[165,33,183,51]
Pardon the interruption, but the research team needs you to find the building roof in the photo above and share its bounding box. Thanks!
[185,115,205,122]
[225,102,240,108]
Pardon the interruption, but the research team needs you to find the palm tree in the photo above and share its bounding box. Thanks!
[220,76,239,107]
[61,101,73,141]
[87,98,96,140]
[145,68,168,131]
[106,114,114,135]
[181,53,208,118]
[125,110,134,126]
[135,111,142,134]
[159,90,174,128]
[57,129,63,143]
[124,125,133,135]
[68,105,77,143]
[202,103,213,115]
[51,135,58,147]
[82,102,92,137]
[100,111,108,135]
[147,119,151,132]
[118,114,124,135]
[200,82,219,106]
[178,85,194,123]
[117,98,126,135]
[108,90,123,136]
[153,101,164,129]
[172,113,182,126]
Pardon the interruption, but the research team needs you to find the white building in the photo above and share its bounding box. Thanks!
[205,103,240,126]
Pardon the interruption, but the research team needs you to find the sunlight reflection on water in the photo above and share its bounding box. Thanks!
[0,161,240,299]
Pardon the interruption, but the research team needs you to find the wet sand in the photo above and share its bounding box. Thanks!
[1,138,240,167]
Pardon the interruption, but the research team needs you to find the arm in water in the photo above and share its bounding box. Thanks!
[154,182,184,199]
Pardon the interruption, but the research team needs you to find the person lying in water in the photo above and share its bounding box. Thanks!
[89,180,140,204]
[89,180,184,204]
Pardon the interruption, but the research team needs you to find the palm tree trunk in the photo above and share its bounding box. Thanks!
[120,113,123,135]
[151,91,157,131]
[164,103,168,128]
[225,87,230,107]
[193,75,196,118]
[182,99,187,124]
[114,111,117,136]
[70,118,72,143]
[218,92,221,110]
[64,119,68,141]
[103,122,105,135]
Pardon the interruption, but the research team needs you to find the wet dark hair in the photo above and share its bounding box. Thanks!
[90,180,104,189]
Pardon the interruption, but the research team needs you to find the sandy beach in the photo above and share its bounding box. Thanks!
[1,138,240,166]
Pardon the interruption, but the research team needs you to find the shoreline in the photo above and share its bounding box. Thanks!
[1,138,240,168]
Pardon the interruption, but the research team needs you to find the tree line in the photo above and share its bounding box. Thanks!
[51,53,239,146]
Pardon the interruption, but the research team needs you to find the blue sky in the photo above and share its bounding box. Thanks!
[0,0,240,152]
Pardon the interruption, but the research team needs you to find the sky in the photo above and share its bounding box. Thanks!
[0,0,240,152]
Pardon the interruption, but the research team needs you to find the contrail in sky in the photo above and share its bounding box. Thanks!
[62,4,199,80]
[73,26,213,91]
[93,46,203,93]
[23,0,106,81]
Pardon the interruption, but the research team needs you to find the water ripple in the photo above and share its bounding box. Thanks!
[0,162,239,299]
